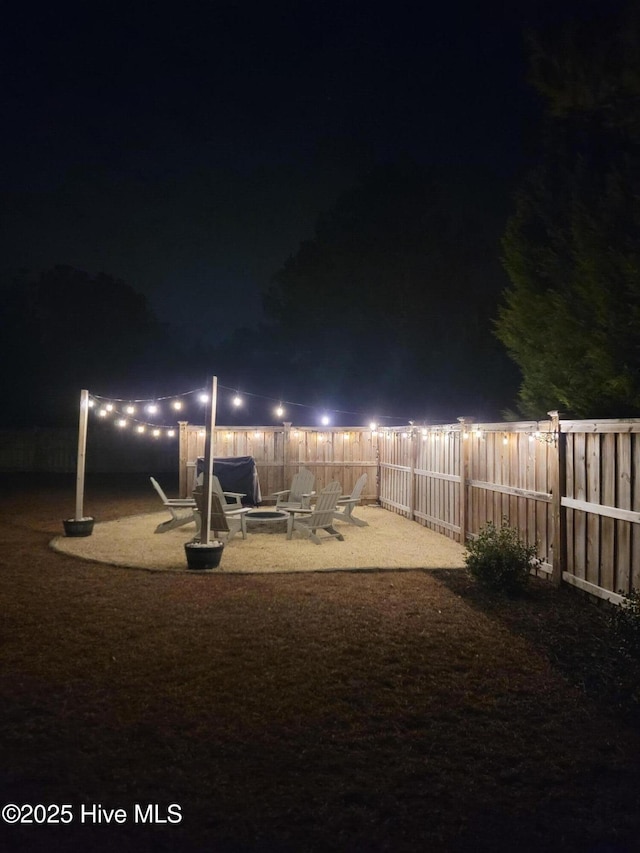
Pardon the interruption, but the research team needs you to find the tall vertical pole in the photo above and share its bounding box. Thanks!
[75,389,89,520]
[457,417,473,545]
[409,427,417,521]
[178,420,189,498]
[548,410,566,586]
[283,421,292,496]
[202,376,218,545]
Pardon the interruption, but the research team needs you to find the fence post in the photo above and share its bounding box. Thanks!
[283,422,291,493]
[178,421,189,497]
[375,435,381,505]
[409,425,417,521]
[457,417,473,545]
[548,410,566,587]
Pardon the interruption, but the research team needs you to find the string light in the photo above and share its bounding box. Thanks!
[87,380,432,443]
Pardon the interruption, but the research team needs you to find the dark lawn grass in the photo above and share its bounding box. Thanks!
[1,474,640,852]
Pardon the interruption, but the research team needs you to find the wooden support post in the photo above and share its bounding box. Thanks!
[178,421,188,498]
[457,417,473,545]
[375,434,381,505]
[548,410,566,586]
[201,377,218,545]
[409,426,417,521]
[283,422,292,495]
[75,389,89,520]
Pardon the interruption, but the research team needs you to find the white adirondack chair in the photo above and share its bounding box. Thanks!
[192,487,249,542]
[274,468,315,510]
[333,473,369,526]
[195,472,246,508]
[150,477,197,534]
[286,481,344,544]
[212,474,246,509]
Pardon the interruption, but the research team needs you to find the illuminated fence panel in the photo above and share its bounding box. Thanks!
[416,428,461,537]
[466,423,555,571]
[179,424,380,502]
[562,424,640,600]
[377,419,640,602]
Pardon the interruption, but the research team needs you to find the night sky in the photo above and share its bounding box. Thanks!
[0,0,606,425]
[1,3,548,331]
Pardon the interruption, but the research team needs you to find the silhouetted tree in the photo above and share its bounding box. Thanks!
[496,3,640,418]
[263,161,517,420]
[0,265,172,424]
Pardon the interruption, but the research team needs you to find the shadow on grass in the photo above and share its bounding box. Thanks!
[432,569,640,729]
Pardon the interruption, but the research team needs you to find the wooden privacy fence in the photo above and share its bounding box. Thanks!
[376,413,640,605]
[180,416,640,604]
[178,422,380,503]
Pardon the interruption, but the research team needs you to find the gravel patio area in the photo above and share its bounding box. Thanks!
[51,504,466,573]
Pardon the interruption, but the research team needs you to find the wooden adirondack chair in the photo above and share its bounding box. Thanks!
[333,473,369,526]
[212,474,245,509]
[150,477,197,534]
[192,486,248,541]
[286,481,344,544]
[274,467,315,510]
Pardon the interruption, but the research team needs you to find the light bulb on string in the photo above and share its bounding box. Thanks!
[199,393,209,403]
[232,394,242,407]
[146,403,158,415]
[275,404,284,418]
[321,415,330,426]
[125,405,135,415]
[172,400,183,411]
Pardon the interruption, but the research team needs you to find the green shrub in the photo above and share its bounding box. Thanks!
[465,519,539,593]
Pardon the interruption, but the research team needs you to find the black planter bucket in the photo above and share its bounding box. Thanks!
[184,542,224,570]
[63,517,95,537]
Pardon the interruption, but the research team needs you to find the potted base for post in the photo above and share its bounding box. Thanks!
[63,516,95,537]
[184,540,224,570]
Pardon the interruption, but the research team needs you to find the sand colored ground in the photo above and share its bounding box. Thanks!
[51,504,466,573]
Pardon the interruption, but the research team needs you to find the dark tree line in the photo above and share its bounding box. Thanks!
[0,265,173,425]
[258,161,519,422]
[496,1,640,418]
